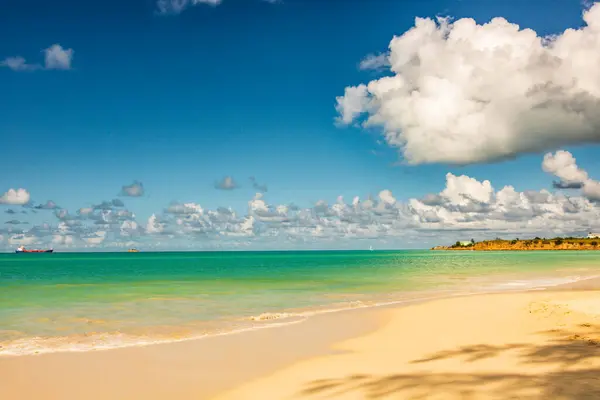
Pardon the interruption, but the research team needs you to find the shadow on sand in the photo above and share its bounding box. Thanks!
[301,324,600,399]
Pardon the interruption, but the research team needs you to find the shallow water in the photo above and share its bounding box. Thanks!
[0,250,598,355]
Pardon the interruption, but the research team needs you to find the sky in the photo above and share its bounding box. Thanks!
[2,0,600,251]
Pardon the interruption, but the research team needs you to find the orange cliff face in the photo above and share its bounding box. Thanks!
[432,238,600,251]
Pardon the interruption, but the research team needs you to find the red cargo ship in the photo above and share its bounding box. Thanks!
[15,246,54,253]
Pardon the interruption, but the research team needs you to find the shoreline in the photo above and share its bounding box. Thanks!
[1,272,595,358]
[0,301,388,400]
[0,275,599,399]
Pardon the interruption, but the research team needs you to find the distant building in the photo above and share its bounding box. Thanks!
[588,232,600,239]
[458,241,473,247]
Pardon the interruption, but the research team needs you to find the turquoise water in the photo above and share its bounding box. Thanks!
[1,250,599,356]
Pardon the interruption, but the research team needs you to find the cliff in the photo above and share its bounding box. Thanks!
[432,238,600,251]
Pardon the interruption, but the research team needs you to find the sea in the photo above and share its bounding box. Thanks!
[1,250,599,356]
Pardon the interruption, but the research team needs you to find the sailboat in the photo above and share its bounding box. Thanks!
[369,245,374,251]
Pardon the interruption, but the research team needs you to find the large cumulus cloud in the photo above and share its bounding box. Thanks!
[336,3,600,165]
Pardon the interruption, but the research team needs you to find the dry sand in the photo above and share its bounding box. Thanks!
[216,289,600,399]
[2,280,600,399]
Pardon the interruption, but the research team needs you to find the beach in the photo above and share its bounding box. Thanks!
[1,276,600,399]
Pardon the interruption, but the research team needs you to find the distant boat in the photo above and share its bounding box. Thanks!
[369,245,374,251]
[15,246,53,253]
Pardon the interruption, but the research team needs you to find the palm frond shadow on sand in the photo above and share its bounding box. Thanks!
[301,324,600,399]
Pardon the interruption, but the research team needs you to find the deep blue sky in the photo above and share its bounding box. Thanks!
[1,0,599,249]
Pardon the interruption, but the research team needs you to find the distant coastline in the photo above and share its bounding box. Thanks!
[432,237,600,251]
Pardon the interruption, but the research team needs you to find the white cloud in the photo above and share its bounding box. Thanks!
[378,189,397,205]
[0,56,40,72]
[1,44,73,72]
[336,4,600,165]
[359,53,390,71]
[120,220,140,237]
[83,231,106,245]
[157,0,222,15]
[441,173,494,205]
[583,180,600,202]
[146,214,165,234]
[52,234,74,246]
[543,150,600,202]
[8,234,38,246]
[0,188,31,205]
[336,85,371,125]
[44,44,73,70]
[166,202,204,215]
[542,150,589,185]
[78,207,94,216]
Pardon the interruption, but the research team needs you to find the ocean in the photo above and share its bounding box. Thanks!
[1,250,599,356]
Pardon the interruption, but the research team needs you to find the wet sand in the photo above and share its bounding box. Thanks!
[0,306,384,399]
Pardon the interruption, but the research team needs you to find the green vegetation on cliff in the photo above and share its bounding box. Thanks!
[432,237,600,251]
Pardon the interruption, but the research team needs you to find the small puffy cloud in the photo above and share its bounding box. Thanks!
[44,44,73,70]
[378,190,397,205]
[93,199,125,210]
[8,234,38,246]
[249,177,268,192]
[215,176,239,190]
[0,56,40,72]
[542,151,589,185]
[82,231,106,245]
[120,220,141,237]
[157,0,222,15]
[358,53,390,71]
[336,85,371,125]
[146,214,166,234]
[120,181,145,197]
[34,200,59,210]
[543,150,600,202]
[166,202,203,215]
[336,4,600,165]
[441,174,494,205]
[5,209,16,214]
[52,234,74,246]
[0,188,31,205]
[583,179,600,202]
[77,207,94,216]
[1,44,73,72]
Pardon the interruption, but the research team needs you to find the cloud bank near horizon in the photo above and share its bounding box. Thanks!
[2,151,599,250]
[337,3,600,165]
